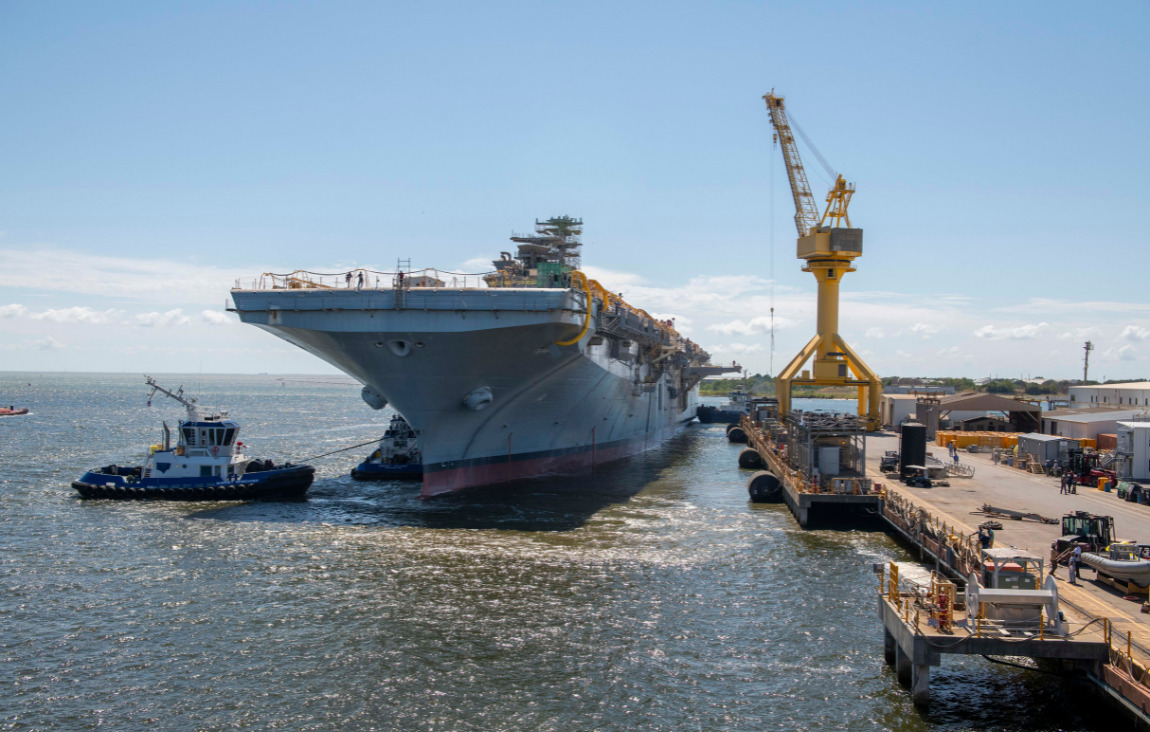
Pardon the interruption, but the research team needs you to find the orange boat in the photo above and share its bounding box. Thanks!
[0,407,28,416]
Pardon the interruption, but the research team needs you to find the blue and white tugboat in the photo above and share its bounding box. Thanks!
[72,377,315,501]
[351,413,423,480]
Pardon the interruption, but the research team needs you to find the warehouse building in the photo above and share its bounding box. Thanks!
[1069,382,1150,408]
[1041,407,1149,440]
[1116,421,1150,481]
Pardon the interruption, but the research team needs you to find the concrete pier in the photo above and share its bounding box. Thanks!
[736,416,1150,723]
[877,564,1109,706]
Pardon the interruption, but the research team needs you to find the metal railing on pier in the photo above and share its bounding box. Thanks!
[880,485,1150,709]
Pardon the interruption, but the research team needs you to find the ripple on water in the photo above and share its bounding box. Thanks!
[0,377,1126,730]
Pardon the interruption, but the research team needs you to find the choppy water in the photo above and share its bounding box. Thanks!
[0,373,1119,731]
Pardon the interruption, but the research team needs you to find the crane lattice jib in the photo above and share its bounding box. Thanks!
[764,93,821,237]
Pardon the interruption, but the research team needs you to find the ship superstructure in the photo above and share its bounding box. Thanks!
[230,218,724,496]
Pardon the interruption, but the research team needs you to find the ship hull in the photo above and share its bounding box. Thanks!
[231,286,700,496]
[422,418,689,496]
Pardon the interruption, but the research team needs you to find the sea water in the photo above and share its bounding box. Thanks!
[0,373,1118,731]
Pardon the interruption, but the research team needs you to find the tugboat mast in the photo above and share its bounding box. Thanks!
[145,375,201,421]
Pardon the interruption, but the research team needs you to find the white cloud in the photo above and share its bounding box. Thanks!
[707,316,772,336]
[580,265,652,293]
[201,309,232,326]
[865,327,885,339]
[908,322,941,338]
[1057,326,1102,341]
[973,322,1049,340]
[35,336,64,350]
[706,314,799,336]
[1118,344,1137,361]
[0,304,120,324]
[996,298,1150,316]
[709,342,765,354]
[31,306,120,324]
[936,346,962,358]
[136,309,191,328]
[0,248,251,304]
[459,256,495,272]
[1120,325,1150,342]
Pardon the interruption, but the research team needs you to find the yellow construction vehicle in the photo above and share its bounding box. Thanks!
[763,91,881,431]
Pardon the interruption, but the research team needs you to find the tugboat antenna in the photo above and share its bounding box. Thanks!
[145,375,201,421]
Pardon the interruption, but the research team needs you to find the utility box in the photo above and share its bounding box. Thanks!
[818,446,841,476]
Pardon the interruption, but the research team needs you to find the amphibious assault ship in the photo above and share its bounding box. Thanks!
[230,217,728,496]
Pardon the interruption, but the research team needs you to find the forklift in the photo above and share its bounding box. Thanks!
[879,451,899,473]
[1067,448,1117,488]
[1054,510,1116,563]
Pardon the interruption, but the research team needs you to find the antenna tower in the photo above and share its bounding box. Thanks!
[1083,341,1094,383]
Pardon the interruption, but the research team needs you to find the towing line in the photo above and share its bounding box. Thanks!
[299,439,382,463]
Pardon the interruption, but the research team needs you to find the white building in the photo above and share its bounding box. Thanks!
[880,394,918,428]
[1116,421,1150,481]
[1041,407,1150,440]
[1069,382,1150,408]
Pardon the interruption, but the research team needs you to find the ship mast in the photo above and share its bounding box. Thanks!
[145,375,201,422]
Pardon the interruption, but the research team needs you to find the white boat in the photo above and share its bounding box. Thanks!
[1080,543,1150,588]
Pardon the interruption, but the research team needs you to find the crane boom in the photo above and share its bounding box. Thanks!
[764,92,821,237]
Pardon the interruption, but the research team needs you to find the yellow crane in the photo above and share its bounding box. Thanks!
[763,91,881,430]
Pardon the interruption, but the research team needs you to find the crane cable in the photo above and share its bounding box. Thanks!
[770,128,776,383]
[789,112,837,185]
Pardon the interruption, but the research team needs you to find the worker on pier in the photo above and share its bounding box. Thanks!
[1068,545,1082,585]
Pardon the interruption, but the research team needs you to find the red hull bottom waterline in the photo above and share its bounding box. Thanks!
[420,422,689,498]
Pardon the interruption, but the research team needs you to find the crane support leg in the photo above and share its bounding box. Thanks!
[834,334,882,431]
[775,335,822,419]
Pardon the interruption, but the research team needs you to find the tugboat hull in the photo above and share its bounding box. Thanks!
[72,465,315,501]
[351,463,423,481]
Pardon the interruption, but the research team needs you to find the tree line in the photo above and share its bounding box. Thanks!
[700,374,1146,397]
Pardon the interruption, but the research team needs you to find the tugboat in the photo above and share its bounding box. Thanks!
[72,377,315,501]
[696,385,752,424]
[351,413,423,480]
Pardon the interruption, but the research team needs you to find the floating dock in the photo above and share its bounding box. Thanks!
[735,411,880,527]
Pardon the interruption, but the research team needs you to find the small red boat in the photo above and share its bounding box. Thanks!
[0,406,28,416]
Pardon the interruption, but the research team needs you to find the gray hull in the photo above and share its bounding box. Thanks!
[231,286,700,495]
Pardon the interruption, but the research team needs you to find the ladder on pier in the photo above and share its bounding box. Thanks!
[946,462,975,478]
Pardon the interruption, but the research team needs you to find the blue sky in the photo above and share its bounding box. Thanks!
[1,1,1147,379]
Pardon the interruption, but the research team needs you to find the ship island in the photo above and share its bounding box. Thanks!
[229,217,732,496]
